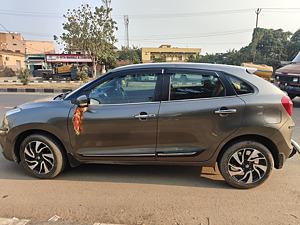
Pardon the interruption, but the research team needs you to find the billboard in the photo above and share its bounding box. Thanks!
[46,54,92,63]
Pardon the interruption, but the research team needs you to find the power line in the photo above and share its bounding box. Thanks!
[0,29,53,38]
[263,8,300,10]
[129,29,252,41]
[0,23,48,53]
[116,39,249,45]
[0,28,252,41]
[0,7,300,20]
[0,9,62,18]
[115,8,255,19]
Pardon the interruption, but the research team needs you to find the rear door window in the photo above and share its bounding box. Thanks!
[169,73,225,100]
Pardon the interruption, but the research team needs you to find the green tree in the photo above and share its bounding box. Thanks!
[291,29,300,42]
[117,46,142,64]
[152,57,166,63]
[188,27,299,68]
[287,29,300,61]
[248,28,292,67]
[54,3,118,77]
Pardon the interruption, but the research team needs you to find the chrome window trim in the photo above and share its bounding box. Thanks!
[88,101,160,107]
[162,95,238,104]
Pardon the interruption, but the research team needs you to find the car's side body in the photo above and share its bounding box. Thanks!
[0,63,296,188]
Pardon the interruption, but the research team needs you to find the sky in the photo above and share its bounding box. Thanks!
[0,0,300,54]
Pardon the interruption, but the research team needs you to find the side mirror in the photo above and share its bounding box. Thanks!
[76,95,88,107]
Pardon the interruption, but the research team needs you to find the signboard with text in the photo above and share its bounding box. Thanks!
[46,54,92,63]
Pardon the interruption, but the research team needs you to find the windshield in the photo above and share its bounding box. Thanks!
[292,52,300,63]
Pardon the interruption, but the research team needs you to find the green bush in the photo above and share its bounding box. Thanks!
[77,71,89,82]
[17,68,32,85]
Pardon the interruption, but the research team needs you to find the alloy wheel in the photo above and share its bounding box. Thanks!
[24,141,55,174]
[228,148,268,184]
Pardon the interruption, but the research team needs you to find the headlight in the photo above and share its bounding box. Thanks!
[293,78,298,83]
[276,76,279,80]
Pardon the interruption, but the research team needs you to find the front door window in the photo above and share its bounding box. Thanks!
[89,73,158,105]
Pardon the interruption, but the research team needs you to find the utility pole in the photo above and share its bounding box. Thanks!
[255,8,262,28]
[124,15,129,48]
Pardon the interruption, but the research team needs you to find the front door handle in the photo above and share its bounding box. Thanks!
[215,109,237,114]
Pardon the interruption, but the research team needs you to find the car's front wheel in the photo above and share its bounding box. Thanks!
[219,141,274,189]
[20,134,66,179]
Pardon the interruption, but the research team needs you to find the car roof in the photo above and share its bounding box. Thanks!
[111,62,249,75]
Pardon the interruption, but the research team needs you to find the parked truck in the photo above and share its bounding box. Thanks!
[42,64,86,81]
[275,52,300,99]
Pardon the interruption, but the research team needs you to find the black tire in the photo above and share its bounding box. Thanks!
[20,134,66,179]
[218,141,274,189]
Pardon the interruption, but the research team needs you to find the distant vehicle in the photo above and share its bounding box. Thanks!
[241,63,273,79]
[0,63,299,189]
[275,52,300,99]
[42,64,86,81]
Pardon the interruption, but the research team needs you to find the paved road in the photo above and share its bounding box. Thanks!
[0,93,299,225]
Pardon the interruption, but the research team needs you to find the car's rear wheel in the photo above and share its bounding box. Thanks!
[219,141,274,189]
[20,134,65,179]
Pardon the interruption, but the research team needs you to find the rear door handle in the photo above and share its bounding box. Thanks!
[215,109,237,114]
[134,113,156,120]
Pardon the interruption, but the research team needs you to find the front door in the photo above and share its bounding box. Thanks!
[68,70,162,161]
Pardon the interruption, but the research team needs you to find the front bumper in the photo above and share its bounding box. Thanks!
[0,125,15,162]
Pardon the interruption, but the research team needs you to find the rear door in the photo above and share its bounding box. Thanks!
[156,68,245,162]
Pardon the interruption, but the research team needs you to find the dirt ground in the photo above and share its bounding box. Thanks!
[0,156,299,225]
[0,94,299,225]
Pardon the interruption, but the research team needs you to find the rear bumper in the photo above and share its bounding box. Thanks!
[269,117,295,169]
[290,139,300,158]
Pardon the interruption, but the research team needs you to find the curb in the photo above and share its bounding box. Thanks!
[0,218,123,225]
[0,88,74,93]
[0,80,80,84]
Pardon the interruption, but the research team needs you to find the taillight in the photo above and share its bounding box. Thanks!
[281,96,293,116]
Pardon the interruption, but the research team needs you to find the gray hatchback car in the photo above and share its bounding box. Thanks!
[0,63,299,188]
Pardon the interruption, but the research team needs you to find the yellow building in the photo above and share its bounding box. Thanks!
[24,40,55,54]
[0,50,25,71]
[142,44,201,63]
